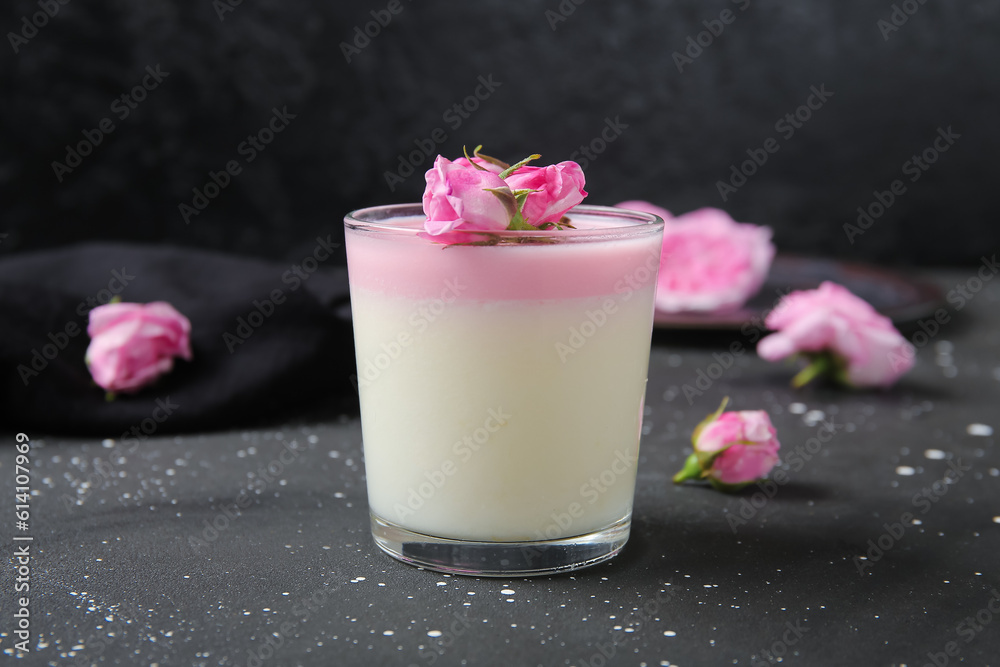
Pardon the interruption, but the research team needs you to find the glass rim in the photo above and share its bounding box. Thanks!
[345,203,664,239]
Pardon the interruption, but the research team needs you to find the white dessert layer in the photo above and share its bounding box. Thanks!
[351,283,656,542]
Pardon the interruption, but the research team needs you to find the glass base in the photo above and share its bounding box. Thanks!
[370,512,631,577]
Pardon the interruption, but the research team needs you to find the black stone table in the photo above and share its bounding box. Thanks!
[2,268,999,666]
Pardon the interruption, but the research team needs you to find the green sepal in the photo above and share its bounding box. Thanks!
[483,187,520,223]
[695,445,729,471]
[462,145,489,170]
[791,353,828,388]
[473,146,509,170]
[512,188,539,199]
[790,352,850,388]
[499,153,541,180]
[672,453,705,484]
[506,212,536,231]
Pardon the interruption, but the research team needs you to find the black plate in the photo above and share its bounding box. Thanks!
[653,255,944,329]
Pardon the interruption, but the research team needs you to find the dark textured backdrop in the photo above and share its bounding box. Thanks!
[2,0,998,266]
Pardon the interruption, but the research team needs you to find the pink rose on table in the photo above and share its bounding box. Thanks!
[757,281,914,388]
[673,399,781,492]
[85,301,192,394]
[422,155,514,236]
[616,202,775,313]
[504,162,587,226]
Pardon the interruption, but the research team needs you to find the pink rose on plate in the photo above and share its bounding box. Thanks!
[673,398,781,492]
[757,281,914,388]
[422,155,515,236]
[616,201,775,313]
[504,162,587,226]
[85,301,192,394]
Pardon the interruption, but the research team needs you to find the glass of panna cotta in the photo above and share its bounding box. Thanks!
[345,204,664,576]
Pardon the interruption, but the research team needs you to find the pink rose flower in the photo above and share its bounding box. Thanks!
[757,281,914,388]
[673,399,781,491]
[422,155,514,236]
[616,202,775,313]
[504,162,587,226]
[85,301,192,393]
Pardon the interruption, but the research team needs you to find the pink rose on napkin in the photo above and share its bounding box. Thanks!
[616,201,775,313]
[422,155,514,236]
[85,301,192,394]
[757,281,914,388]
[504,162,587,226]
[673,399,781,491]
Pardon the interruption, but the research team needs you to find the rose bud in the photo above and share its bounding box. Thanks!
[422,155,515,236]
[504,161,587,227]
[757,281,914,388]
[85,301,192,394]
[673,399,781,492]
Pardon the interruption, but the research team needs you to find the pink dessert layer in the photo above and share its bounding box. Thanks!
[346,217,662,302]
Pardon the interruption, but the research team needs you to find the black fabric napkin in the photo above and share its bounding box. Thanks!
[0,243,357,436]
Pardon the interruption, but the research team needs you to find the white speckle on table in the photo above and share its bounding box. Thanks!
[427,630,442,638]
[383,630,394,636]
[789,403,807,415]
[895,466,916,476]
[664,630,677,637]
[803,410,826,426]
[993,517,1000,524]
[500,589,515,595]
[967,424,994,437]
[924,449,947,460]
